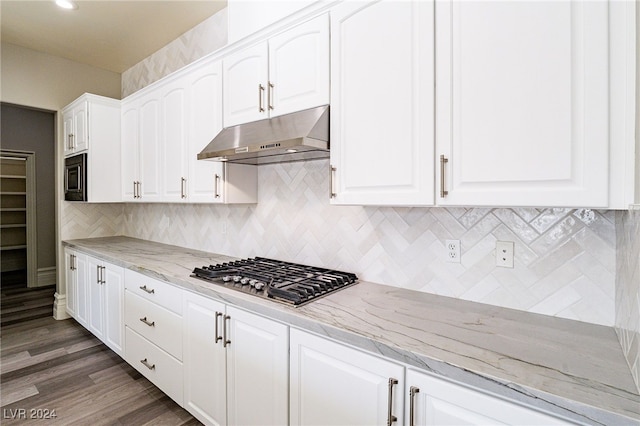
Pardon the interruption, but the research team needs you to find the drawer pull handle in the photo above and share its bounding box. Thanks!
[139,317,155,327]
[223,314,231,347]
[387,377,398,425]
[139,285,155,294]
[440,154,449,198]
[409,386,420,426]
[140,358,155,370]
[215,311,223,343]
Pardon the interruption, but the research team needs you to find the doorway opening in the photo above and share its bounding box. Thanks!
[1,150,37,288]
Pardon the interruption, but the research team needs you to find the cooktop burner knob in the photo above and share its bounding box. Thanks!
[254,281,266,291]
[249,279,258,287]
[233,275,242,283]
[240,277,250,285]
[222,276,232,282]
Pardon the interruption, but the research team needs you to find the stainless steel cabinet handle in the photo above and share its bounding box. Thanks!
[70,254,75,271]
[387,377,398,425]
[139,285,155,294]
[268,82,274,110]
[140,358,155,370]
[96,265,101,284]
[137,181,142,199]
[215,311,223,343]
[101,266,106,284]
[409,386,420,426]
[139,316,155,327]
[223,314,231,347]
[181,177,187,199]
[258,84,265,112]
[214,174,221,199]
[329,165,337,198]
[440,155,449,198]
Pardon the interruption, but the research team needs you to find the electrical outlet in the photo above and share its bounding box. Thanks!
[446,240,460,263]
[496,241,514,268]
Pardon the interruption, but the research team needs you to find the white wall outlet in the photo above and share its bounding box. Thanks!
[446,239,460,263]
[496,241,514,268]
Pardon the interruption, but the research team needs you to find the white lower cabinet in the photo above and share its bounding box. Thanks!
[290,328,405,426]
[69,252,124,357]
[183,291,289,426]
[123,272,184,405]
[64,248,86,322]
[125,327,184,405]
[406,369,571,425]
[291,329,571,426]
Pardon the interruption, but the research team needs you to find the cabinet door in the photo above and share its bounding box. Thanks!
[188,60,224,203]
[268,14,329,118]
[139,94,162,201]
[223,42,269,127]
[406,370,570,425]
[65,250,77,317]
[330,0,435,206]
[183,292,227,426]
[290,329,404,426]
[103,262,124,356]
[73,102,88,152]
[121,99,139,201]
[161,81,188,201]
[227,306,289,426]
[435,1,608,207]
[62,111,75,157]
[87,256,104,341]
[74,252,89,327]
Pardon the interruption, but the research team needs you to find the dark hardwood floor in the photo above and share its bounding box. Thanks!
[0,281,200,425]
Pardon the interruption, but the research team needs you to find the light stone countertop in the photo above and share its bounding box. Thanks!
[62,236,640,425]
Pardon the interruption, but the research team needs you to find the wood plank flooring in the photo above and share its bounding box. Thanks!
[1,283,200,425]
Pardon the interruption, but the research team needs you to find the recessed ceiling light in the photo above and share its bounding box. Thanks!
[55,0,78,10]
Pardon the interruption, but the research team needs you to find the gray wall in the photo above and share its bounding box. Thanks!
[1,103,56,269]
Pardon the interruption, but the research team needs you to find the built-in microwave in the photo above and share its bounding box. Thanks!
[64,153,87,201]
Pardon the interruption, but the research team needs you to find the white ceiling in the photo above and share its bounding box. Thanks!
[1,0,227,73]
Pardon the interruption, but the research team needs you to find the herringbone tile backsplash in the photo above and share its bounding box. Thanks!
[121,9,227,98]
[118,159,616,326]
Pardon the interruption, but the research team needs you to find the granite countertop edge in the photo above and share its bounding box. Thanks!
[62,236,640,426]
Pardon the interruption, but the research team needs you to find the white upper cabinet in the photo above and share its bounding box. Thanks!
[268,13,330,118]
[227,0,316,44]
[329,1,435,206]
[188,60,226,203]
[121,59,257,204]
[161,80,189,201]
[62,94,121,202]
[435,0,609,207]
[138,93,163,202]
[63,100,88,156]
[223,43,269,127]
[223,13,329,127]
[121,98,139,201]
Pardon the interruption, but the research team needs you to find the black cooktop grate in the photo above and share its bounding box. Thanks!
[191,257,358,306]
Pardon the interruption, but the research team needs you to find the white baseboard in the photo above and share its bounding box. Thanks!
[53,292,70,320]
[36,267,57,287]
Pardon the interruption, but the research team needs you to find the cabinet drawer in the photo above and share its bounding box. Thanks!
[124,269,183,314]
[125,290,183,360]
[125,327,183,406]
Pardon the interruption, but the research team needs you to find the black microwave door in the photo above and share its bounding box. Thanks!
[64,155,86,201]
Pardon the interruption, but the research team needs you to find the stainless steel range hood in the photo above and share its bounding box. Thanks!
[197,105,329,165]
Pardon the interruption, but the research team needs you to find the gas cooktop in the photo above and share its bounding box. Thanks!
[191,257,358,307]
